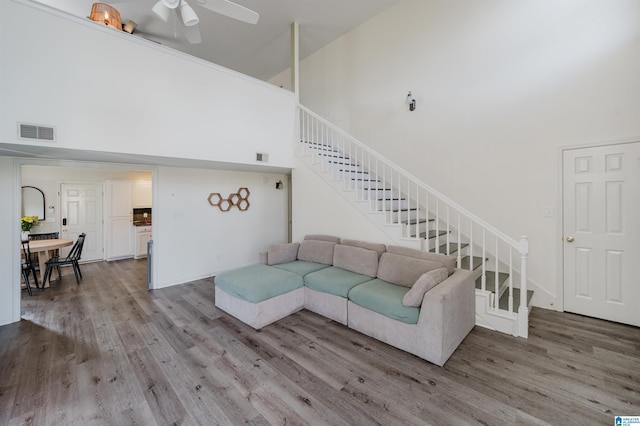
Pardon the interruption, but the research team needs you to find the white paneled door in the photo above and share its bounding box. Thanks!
[563,142,640,326]
[60,183,104,262]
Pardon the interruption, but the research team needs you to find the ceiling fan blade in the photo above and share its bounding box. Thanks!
[194,0,259,24]
[184,25,201,44]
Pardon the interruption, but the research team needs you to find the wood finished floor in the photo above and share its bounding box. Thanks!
[1,259,639,425]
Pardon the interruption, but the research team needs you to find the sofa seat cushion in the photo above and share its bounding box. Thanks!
[348,279,420,324]
[272,260,329,277]
[304,267,374,298]
[215,264,303,303]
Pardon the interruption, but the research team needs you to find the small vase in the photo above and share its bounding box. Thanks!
[21,231,30,242]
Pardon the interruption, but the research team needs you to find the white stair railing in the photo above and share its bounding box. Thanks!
[298,105,531,337]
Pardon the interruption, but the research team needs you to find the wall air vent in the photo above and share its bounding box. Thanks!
[18,122,56,142]
[256,152,269,163]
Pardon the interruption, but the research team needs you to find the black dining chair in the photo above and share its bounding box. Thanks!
[28,232,60,272]
[42,233,86,286]
[21,240,39,295]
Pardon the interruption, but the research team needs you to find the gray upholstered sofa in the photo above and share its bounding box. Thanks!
[214,235,475,366]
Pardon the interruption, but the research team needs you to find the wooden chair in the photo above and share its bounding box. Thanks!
[42,233,86,286]
[28,232,60,271]
[21,240,39,295]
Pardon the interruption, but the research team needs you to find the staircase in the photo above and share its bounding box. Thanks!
[297,105,533,338]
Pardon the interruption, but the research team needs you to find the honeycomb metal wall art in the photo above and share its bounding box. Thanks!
[208,187,250,212]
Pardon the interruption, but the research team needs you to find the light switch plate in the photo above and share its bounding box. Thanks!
[544,207,554,217]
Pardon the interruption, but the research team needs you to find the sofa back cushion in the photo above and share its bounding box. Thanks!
[386,245,456,275]
[341,239,387,259]
[267,242,300,266]
[377,252,444,287]
[333,244,379,277]
[297,239,337,265]
[402,268,449,307]
[304,234,341,243]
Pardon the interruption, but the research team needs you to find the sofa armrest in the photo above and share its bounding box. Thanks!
[416,269,475,365]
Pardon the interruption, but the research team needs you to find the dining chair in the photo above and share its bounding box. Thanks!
[21,240,39,295]
[27,232,60,270]
[42,233,86,286]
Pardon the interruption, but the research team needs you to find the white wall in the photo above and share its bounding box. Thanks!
[285,0,640,308]
[0,157,18,326]
[291,159,394,244]
[154,167,289,288]
[0,0,295,168]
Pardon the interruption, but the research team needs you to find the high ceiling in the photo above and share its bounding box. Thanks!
[35,0,401,81]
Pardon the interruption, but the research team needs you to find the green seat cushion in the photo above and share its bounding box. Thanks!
[348,279,420,324]
[215,264,303,303]
[304,267,374,298]
[272,260,329,277]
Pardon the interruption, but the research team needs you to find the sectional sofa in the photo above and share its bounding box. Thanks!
[214,235,475,366]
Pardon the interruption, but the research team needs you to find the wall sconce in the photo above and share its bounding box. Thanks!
[275,180,283,190]
[406,91,416,112]
[89,3,122,30]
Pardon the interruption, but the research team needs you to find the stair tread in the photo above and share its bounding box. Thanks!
[460,255,484,270]
[498,288,534,313]
[430,242,468,255]
[402,218,433,225]
[475,271,509,290]
[412,229,448,239]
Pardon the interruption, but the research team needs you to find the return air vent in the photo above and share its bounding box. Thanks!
[256,152,269,163]
[18,122,56,142]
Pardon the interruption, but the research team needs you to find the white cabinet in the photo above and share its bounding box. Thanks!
[106,181,133,260]
[134,226,152,259]
[133,180,152,207]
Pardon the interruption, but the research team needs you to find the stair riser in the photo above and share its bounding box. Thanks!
[362,189,399,199]
[374,199,413,211]
[388,209,420,222]
[336,171,372,181]
[304,144,341,153]
[350,181,389,190]
[328,163,361,172]
[402,222,430,235]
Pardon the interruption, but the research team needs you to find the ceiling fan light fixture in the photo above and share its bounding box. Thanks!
[161,0,180,9]
[151,0,171,22]
[180,0,199,26]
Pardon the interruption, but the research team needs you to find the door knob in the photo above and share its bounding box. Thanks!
[566,236,574,243]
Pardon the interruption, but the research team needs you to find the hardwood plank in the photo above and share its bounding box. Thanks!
[3,258,639,425]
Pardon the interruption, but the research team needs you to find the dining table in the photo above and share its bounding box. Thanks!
[28,238,73,287]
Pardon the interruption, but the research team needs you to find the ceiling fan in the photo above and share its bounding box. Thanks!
[147,0,259,44]
[122,0,260,44]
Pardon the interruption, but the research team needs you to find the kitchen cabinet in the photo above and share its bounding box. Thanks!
[106,181,133,260]
[133,180,152,207]
[134,226,152,259]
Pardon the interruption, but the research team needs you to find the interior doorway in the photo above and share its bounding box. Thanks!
[20,163,154,306]
[562,141,640,326]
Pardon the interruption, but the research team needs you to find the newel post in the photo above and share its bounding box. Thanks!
[517,236,530,338]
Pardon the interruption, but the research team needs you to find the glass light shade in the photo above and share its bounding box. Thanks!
[152,0,171,22]
[180,1,199,26]
[89,3,122,30]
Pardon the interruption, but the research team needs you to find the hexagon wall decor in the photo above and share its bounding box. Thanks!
[208,187,250,212]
